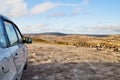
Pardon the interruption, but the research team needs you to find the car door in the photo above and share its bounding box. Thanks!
[13,24,28,72]
[4,21,26,76]
[0,19,17,80]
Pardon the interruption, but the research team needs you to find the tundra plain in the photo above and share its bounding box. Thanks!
[22,34,120,80]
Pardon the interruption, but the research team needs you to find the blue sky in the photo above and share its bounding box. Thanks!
[0,0,120,34]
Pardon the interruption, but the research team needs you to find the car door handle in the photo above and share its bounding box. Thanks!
[14,53,19,59]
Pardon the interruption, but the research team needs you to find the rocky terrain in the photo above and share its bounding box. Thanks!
[22,42,120,80]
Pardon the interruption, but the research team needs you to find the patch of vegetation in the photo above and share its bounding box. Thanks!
[56,41,67,45]
[32,38,51,44]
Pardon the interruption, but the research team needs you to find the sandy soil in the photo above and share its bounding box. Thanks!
[22,42,120,80]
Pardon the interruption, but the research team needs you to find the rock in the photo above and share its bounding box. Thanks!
[73,69,82,74]
[32,75,39,80]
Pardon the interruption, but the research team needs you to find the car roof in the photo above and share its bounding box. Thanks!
[0,14,12,22]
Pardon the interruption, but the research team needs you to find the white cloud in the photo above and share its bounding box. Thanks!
[30,2,80,15]
[30,1,57,14]
[0,0,57,17]
[81,0,89,6]
[57,23,120,34]
[58,3,80,7]
[71,0,89,15]
[0,0,89,18]
[0,0,82,17]
[20,23,51,33]
[74,24,120,34]
[94,24,120,34]
[48,0,89,17]
[0,0,27,17]
[48,12,67,17]
[72,8,81,15]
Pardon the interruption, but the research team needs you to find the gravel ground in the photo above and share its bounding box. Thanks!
[22,42,120,80]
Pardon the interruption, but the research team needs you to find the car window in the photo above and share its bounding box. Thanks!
[4,21,18,46]
[14,26,23,44]
[0,23,7,48]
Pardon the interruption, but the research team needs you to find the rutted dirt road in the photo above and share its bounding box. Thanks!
[22,42,120,80]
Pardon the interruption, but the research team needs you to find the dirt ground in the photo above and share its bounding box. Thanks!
[22,42,120,80]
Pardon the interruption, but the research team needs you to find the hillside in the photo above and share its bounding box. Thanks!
[24,34,120,51]
[21,34,120,80]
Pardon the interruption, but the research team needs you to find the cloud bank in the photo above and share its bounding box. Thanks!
[19,23,120,34]
[0,0,88,17]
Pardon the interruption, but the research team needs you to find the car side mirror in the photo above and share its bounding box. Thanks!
[23,37,32,44]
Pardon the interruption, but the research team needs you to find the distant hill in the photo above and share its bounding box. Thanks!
[41,32,68,36]
[23,32,120,38]
[85,34,109,37]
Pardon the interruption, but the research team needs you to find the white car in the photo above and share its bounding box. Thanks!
[0,15,32,80]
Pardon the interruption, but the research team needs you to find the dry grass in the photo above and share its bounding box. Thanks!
[22,40,120,80]
[24,34,120,51]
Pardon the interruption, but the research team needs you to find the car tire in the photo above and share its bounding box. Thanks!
[24,62,27,70]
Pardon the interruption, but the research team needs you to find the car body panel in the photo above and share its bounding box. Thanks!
[8,44,27,75]
[0,15,30,80]
[0,48,17,80]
